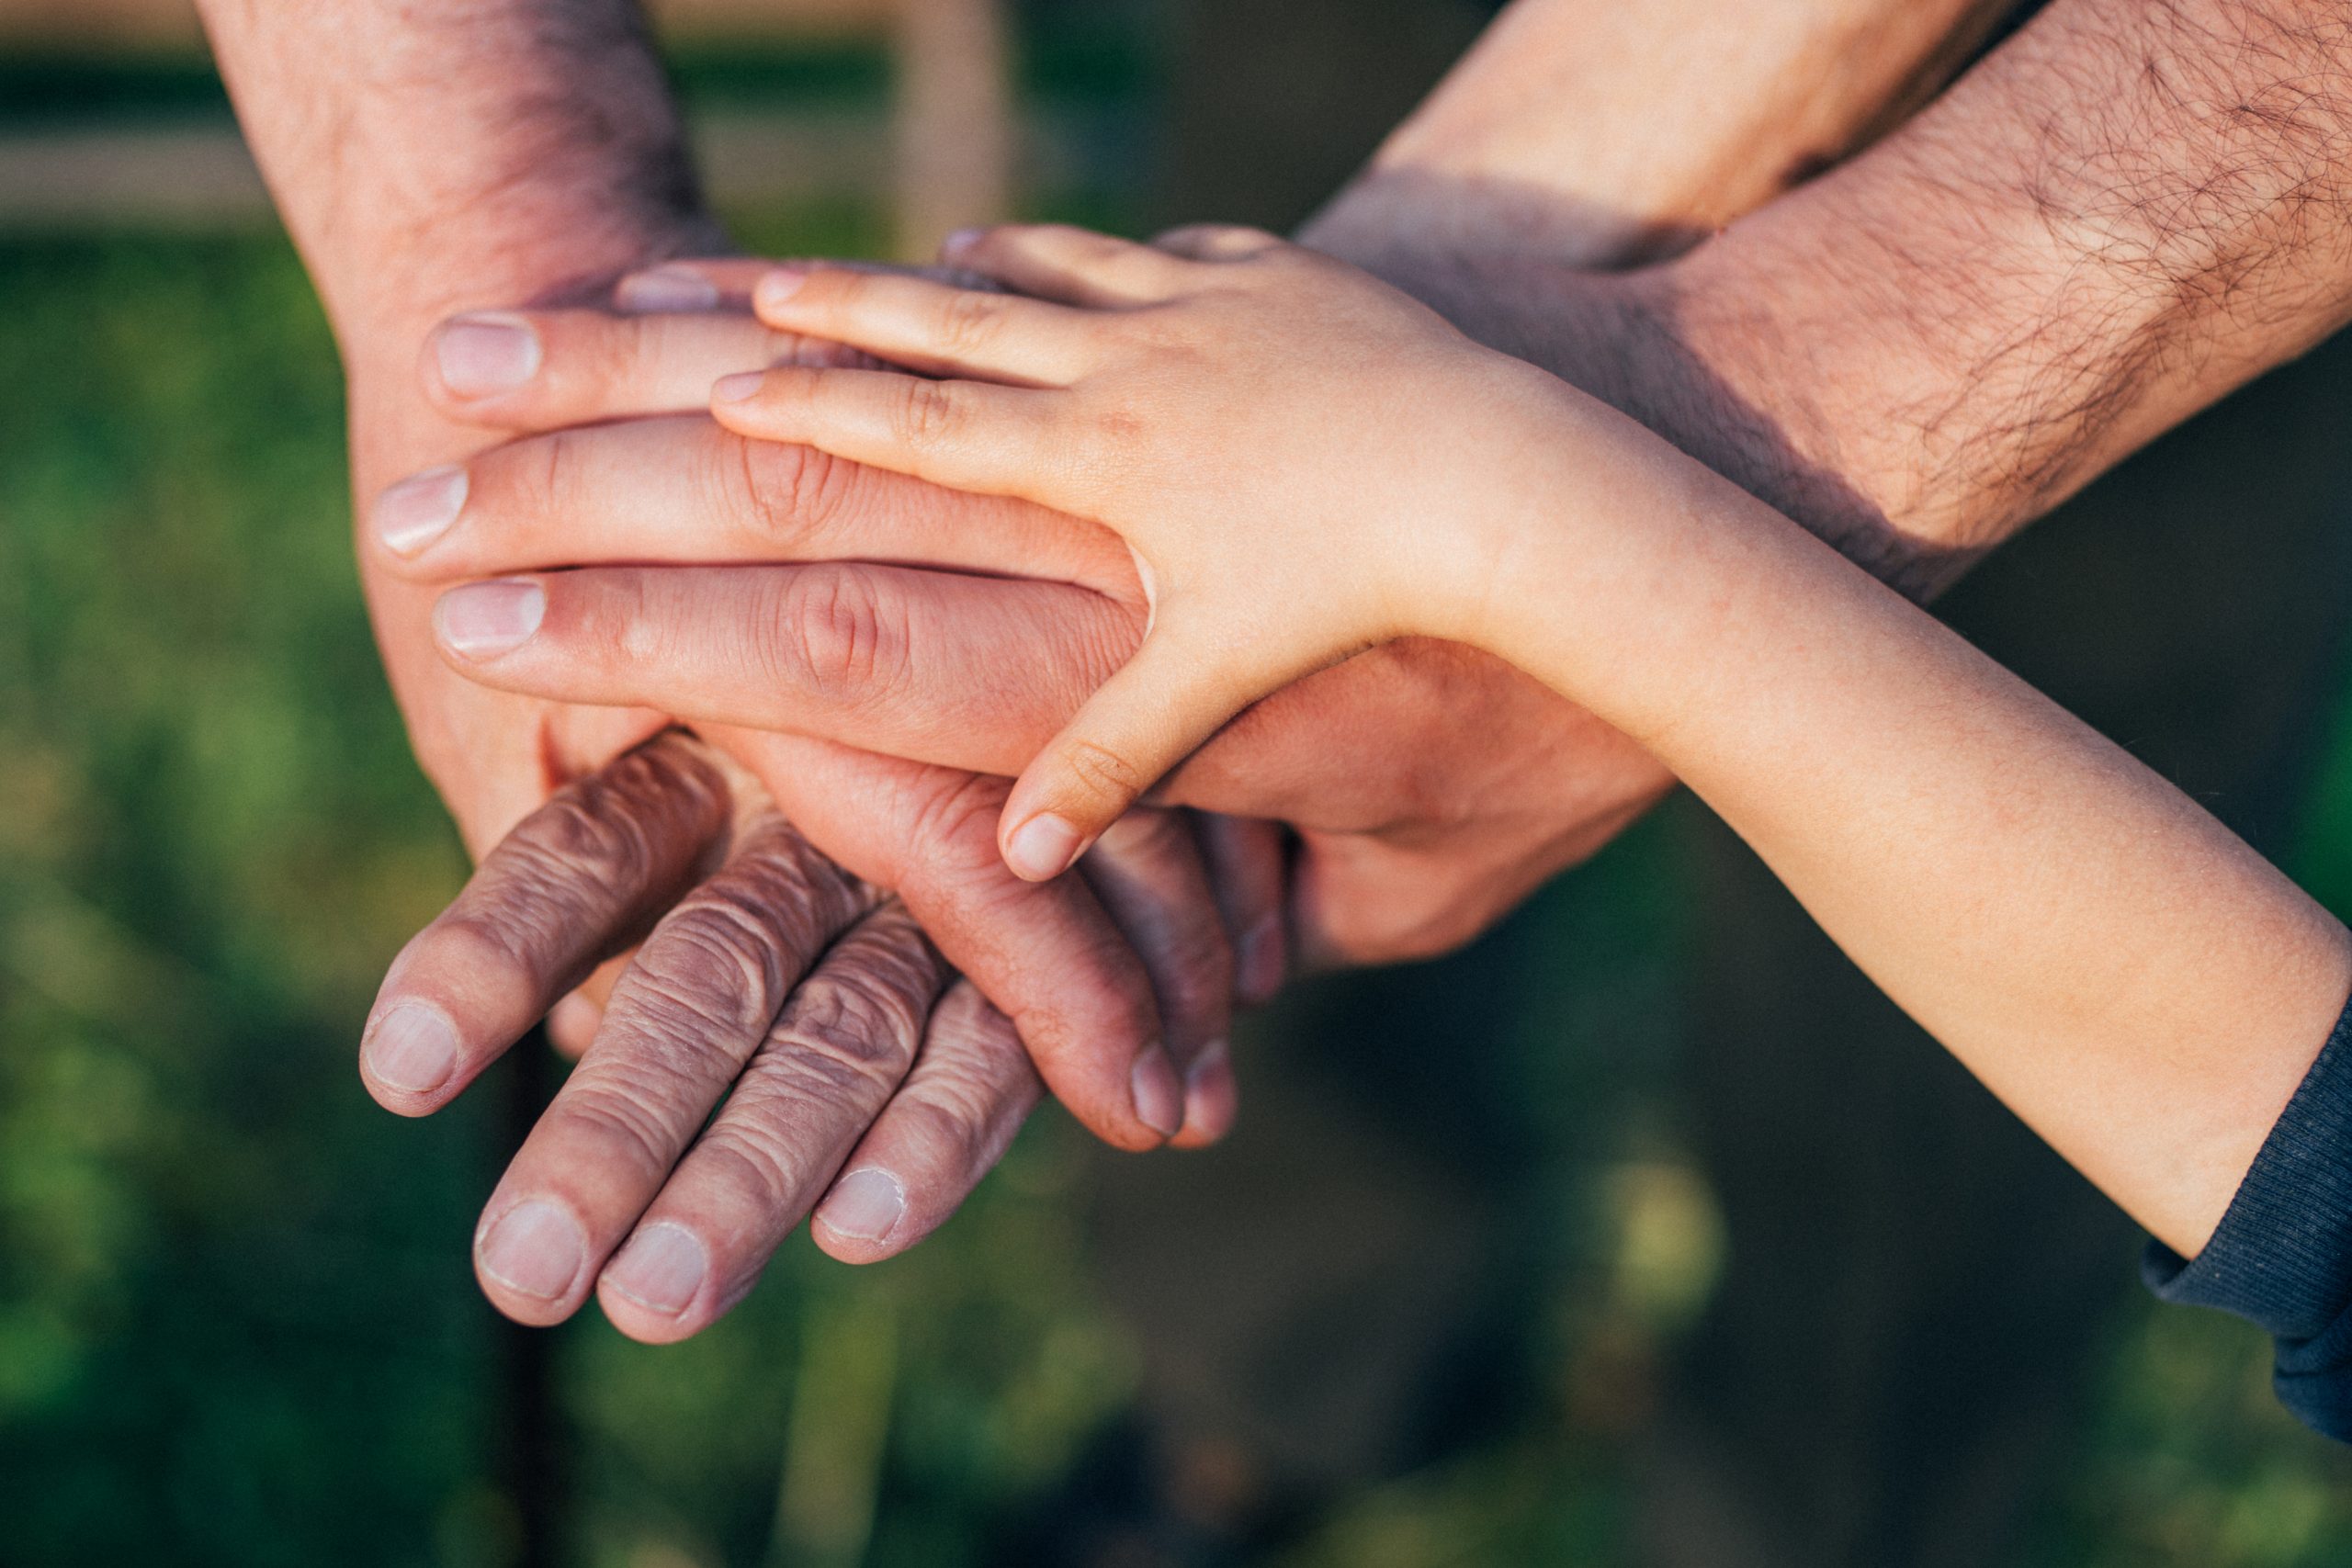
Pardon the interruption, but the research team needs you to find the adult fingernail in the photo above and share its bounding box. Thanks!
[435,580,545,659]
[1132,1046,1183,1138]
[362,1001,460,1094]
[1238,915,1285,1003]
[1187,1039,1231,1098]
[477,1200,585,1301]
[1005,814,1083,881]
[711,371,765,405]
[941,228,983,261]
[615,265,719,312]
[752,266,808,310]
[373,465,469,556]
[434,313,541,397]
[604,1223,708,1314]
[819,1168,907,1242]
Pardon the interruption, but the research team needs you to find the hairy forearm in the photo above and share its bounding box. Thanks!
[1304,0,2016,269]
[197,0,714,402]
[1374,0,2352,598]
[1645,0,2352,585]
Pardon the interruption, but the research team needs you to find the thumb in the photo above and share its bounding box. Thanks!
[999,619,1262,882]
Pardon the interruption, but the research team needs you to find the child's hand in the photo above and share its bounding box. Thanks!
[711,223,1577,881]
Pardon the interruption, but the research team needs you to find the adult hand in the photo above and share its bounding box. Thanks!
[391,262,1673,969]
[361,731,1046,1339]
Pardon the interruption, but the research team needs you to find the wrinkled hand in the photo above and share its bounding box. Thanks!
[396,257,1673,968]
[361,731,1045,1339]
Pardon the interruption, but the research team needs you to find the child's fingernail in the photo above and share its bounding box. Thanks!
[1004,813,1083,880]
[614,265,719,312]
[1132,1047,1184,1138]
[941,227,984,260]
[753,267,809,310]
[373,465,469,556]
[435,579,545,659]
[711,371,766,406]
[434,313,541,397]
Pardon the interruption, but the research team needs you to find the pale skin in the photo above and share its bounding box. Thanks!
[673,224,2352,1258]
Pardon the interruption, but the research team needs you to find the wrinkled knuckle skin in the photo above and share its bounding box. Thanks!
[754,567,910,708]
[678,1134,813,1240]
[892,378,959,447]
[935,289,1004,359]
[729,434,857,548]
[548,1076,692,1188]
[630,897,796,1043]
[903,773,1017,873]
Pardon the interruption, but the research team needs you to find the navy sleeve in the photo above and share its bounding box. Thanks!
[2144,996,2352,1441]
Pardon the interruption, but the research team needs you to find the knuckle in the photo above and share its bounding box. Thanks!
[753,566,910,706]
[676,1132,812,1226]
[630,893,793,1041]
[903,772,1016,869]
[727,430,859,548]
[891,378,959,446]
[502,788,663,905]
[934,288,1004,357]
[548,1077,686,1185]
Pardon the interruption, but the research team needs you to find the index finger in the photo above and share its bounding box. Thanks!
[359,732,729,1114]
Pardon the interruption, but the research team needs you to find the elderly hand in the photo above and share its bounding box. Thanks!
[361,730,1046,1338]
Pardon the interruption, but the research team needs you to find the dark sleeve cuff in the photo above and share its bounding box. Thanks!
[2144,993,2352,1440]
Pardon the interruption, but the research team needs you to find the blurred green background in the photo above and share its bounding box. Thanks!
[8,4,2352,1566]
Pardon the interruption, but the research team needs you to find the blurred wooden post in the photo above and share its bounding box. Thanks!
[892,0,1013,260]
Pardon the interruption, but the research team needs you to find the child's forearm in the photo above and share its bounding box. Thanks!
[1491,402,2352,1257]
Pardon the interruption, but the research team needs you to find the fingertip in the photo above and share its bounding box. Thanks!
[1172,1037,1237,1147]
[1001,809,1086,883]
[1131,1046,1184,1140]
[359,998,464,1113]
[711,370,766,407]
[546,992,603,1059]
[751,265,811,319]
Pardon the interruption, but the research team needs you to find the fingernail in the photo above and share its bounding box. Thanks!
[615,265,719,312]
[1187,1038,1231,1098]
[477,1200,586,1301]
[1132,1046,1184,1138]
[711,370,765,405]
[362,1000,461,1094]
[941,227,983,260]
[1183,1038,1236,1139]
[1238,915,1285,1002]
[603,1223,708,1314]
[435,579,545,659]
[373,465,469,557]
[1005,813,1083,881]
[434,313,542,397]
[819,1168,907,1242]
[752,266,809,310]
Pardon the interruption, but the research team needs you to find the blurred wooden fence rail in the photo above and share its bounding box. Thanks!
[0,0,1014,254]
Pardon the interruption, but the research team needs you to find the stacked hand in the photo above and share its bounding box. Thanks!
[369,243,1671,1339]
